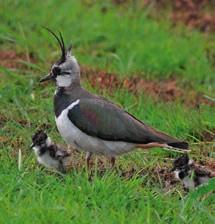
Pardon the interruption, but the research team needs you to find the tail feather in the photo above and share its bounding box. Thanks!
[145,126,189,150]
[167,141,189,150]
[131,118,189,150]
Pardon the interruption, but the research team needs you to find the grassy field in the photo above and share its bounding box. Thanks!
[0,1,215,223]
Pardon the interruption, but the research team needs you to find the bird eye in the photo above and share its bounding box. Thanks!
[52,66,61,76]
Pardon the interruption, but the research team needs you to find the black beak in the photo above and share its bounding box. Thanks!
[30,143,35,149]
[40,73,54,83]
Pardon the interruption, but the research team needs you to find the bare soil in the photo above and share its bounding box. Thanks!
[112,0,215,33]
[143,0,215,32]
[82,66,215,107]
[171,0,215,33]
[199,129,215,141]
[1,49,214,108]
[0,50,36,69]
[0,50,27,69]
[68,148,178,189]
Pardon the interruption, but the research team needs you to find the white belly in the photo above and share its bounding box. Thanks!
[37,152,59,170]
[198,176,210,184]
[183,176,195,189]
[55,100,135,156]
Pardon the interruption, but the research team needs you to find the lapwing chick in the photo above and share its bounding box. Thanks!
[31,130,72,173]
[172,154,214,191]
[40,29,189,168]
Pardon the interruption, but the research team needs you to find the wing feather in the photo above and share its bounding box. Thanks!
[68,98,180,144]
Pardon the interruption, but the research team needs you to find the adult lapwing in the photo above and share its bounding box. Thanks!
[40,30,189,167]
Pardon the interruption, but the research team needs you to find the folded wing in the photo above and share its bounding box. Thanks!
[68,98,188,149]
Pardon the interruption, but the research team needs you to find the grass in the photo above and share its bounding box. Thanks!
[0,1,215,223]
[1,1,215,87]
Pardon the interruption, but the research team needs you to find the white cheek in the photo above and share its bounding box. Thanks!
[56,75,72,87]
[174,170,180,179]
[188,159,193,165]
[46,137,52,147]
[33,146,40,156]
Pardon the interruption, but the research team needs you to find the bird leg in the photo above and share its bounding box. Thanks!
[58,159,66,174]
[110,157,116,168]
[85,152,92,169]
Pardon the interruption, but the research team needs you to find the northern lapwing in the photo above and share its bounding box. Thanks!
[172,154,214,190]
[40,29,189,168]
[31,130,72,173]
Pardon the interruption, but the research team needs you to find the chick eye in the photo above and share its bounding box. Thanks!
[39,139,44,144]
[52,66,61,75]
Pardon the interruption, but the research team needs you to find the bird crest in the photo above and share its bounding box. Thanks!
[45,27,72,63]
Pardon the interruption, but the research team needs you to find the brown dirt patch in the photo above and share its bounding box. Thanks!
[66,146,178,189]
[191,128,215,142]
[205,163,215,177]
[144,0,215,32]
[152,166,178,189]
[205,161,215,174]
[193,160,215,178]
[8,136,25,149]
[123,77,183,102]
[118,165,177,190]
[0,50,34,69]
[0,114,7,128]
[0,136,10,144]
[82,67,120,92]
[199,158,215,170]
[199,129,215,141]
[81,66,215,107]
[171,0,215,33]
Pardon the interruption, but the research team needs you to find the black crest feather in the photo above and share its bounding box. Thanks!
[44,27,66,62]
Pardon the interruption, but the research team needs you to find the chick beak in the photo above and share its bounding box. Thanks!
[30,143,35,149]
[40,72,54,83]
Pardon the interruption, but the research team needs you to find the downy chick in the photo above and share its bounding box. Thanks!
[172,154,214,190]
[31,130,72,173]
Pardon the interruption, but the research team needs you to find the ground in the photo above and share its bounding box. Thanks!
[0,1,215,223]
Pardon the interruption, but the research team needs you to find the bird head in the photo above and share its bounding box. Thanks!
[40,28,80,88]
[31,130,51,154]
[172,154,193,180]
